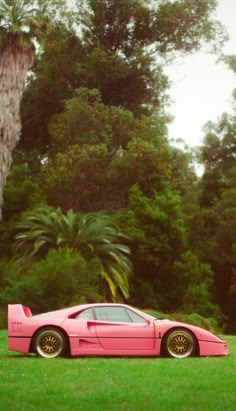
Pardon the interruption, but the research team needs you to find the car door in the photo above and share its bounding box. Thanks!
[94,306,155,351]
[62,308,102,355]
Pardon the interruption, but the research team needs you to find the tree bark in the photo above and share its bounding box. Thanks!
[0,43,34,220]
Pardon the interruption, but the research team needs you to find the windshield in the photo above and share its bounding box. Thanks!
[131,306,157,321]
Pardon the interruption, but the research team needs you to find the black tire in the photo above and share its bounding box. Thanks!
[34,328,67,358]
[162,328,197,358]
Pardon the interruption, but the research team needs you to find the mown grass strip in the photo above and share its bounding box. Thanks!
[0,331,235,411]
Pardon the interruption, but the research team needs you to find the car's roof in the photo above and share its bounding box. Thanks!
[33,303,133,318]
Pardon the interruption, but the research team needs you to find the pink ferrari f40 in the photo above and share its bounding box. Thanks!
[8,303,228,359]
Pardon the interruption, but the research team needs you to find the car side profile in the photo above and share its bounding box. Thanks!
[8,303,228,359]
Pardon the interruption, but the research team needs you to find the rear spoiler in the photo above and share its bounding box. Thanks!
[8,304,32,319]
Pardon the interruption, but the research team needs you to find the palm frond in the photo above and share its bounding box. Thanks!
[100,266,117,300]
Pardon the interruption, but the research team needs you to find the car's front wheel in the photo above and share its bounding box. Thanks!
[34,328,67,358]
[162,328,197,358]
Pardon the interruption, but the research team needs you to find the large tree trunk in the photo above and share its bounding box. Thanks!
[0,42,34,220]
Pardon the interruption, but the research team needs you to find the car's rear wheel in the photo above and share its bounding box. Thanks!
[34,328,67,358]
[163,328,197,358]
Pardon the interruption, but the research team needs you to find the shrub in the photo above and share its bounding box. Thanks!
[0,248,102,313]
[144,309,223,333]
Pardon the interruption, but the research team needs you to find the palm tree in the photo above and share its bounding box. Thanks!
[0,0,37,220]
[14,205,133,300]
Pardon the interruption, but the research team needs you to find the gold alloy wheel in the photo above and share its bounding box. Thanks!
[166,329,194,358]
[36,329,64,358]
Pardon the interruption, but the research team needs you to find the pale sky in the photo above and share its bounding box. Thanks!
[167,0,236,147]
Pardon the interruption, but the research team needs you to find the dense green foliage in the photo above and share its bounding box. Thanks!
[0,248,102,312]
[1,0,235,331]
[13,206,132,300]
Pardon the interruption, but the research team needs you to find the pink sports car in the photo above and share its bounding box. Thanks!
[8,303,228,359]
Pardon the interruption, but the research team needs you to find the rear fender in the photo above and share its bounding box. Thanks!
[8,304,32,335]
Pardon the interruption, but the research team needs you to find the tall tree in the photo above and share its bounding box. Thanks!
[199,107,236,330]
[0,0,69,219]
[42,88,169,212]
[19,0,225,154]
[78,0,225,111]
[0,0,37,220]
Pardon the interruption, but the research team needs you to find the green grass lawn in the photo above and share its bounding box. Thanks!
[0,330,236,411]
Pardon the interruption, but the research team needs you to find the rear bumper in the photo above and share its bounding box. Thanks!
[8,336,31,354]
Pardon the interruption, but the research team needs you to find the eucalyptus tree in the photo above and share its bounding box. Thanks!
[14,206,133,301]
[19,0,226,154]
[77,0,225,113]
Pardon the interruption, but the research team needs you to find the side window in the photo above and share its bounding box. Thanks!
[126,309,146,323]
[94,307,132,323]
[75,308,94,320]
